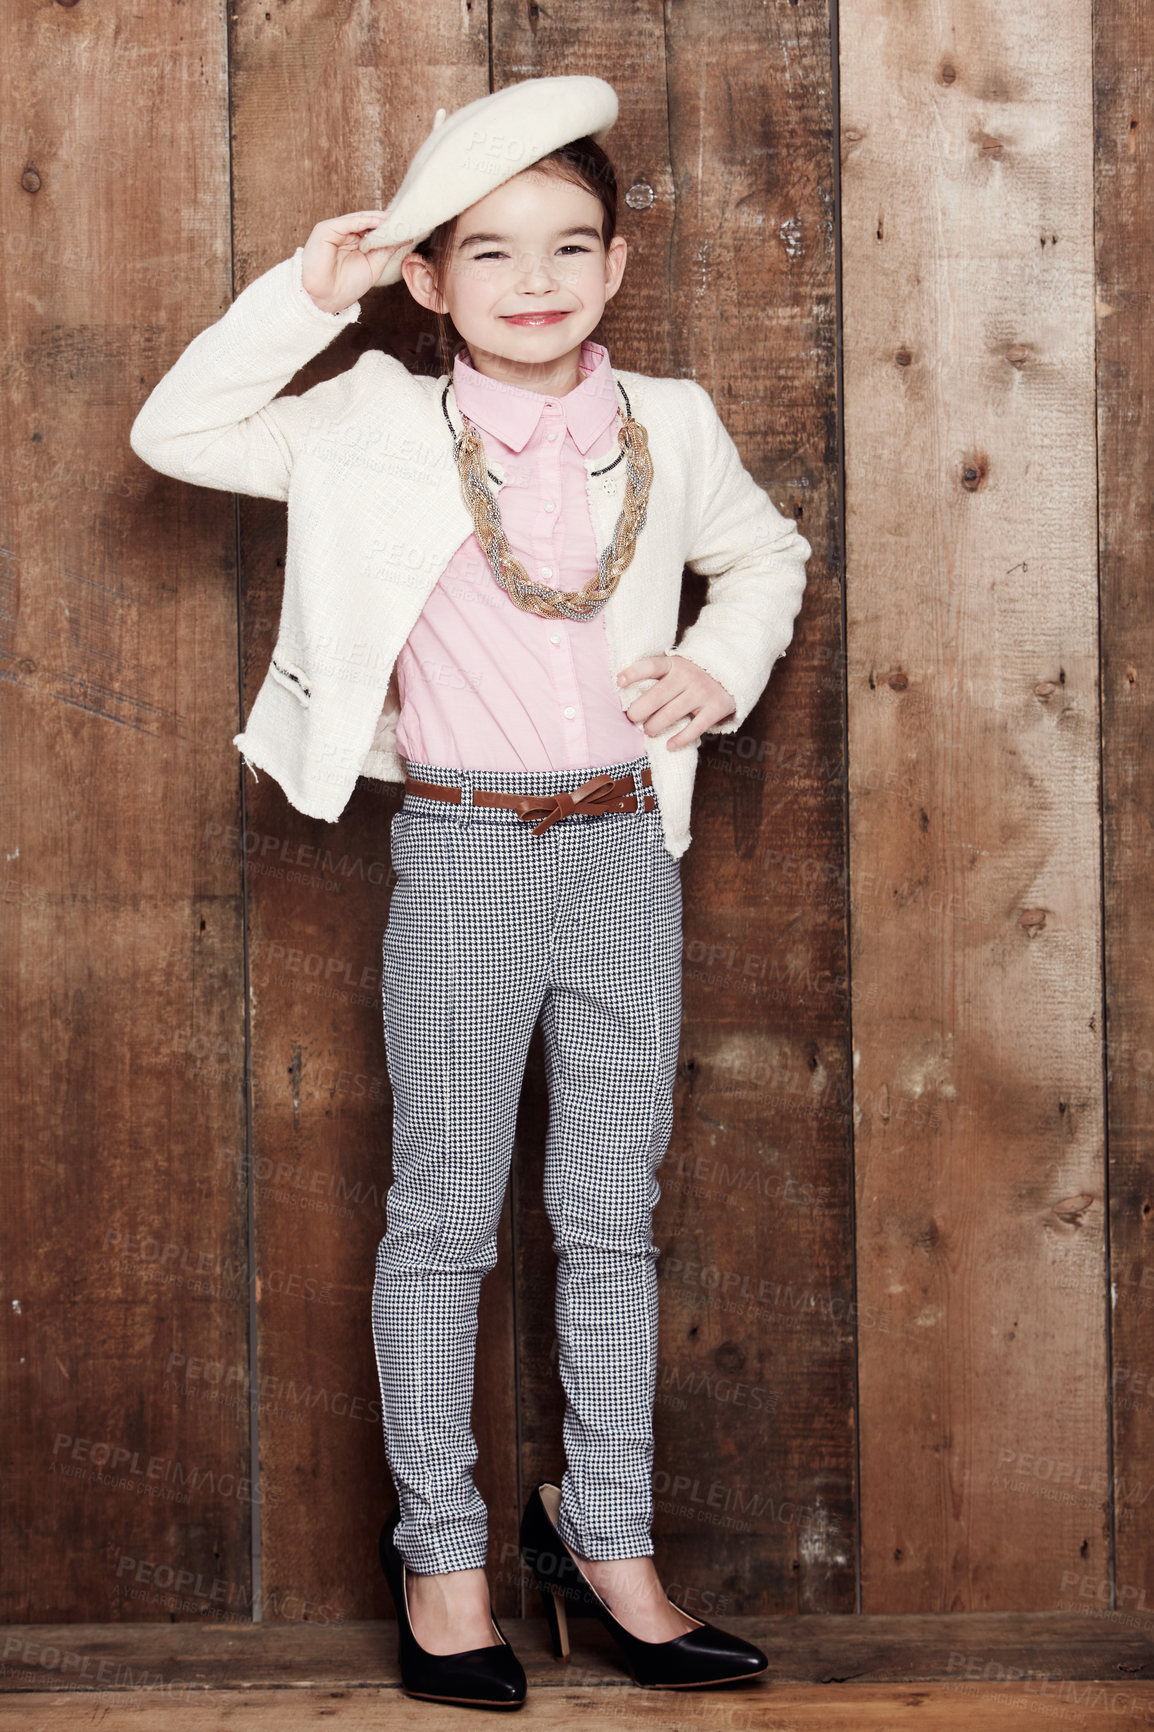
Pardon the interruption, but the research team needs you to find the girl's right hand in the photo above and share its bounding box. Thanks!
[300,212,415,314]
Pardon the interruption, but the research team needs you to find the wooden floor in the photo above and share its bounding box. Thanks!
[2,1614,1153,1727]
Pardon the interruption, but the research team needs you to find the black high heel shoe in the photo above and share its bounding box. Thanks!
[520,1482,769,1690]
[379,1507,527,1709]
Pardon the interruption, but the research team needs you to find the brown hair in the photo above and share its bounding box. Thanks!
[411,134,619,377]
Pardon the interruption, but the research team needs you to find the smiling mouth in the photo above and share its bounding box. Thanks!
[501,312,570,325]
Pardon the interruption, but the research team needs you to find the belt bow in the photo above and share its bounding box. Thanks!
[512,773,624,837]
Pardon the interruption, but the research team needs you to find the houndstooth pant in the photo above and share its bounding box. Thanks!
[372,753,683,1575]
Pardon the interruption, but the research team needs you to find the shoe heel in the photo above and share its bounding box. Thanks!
[539,1583,570,1663]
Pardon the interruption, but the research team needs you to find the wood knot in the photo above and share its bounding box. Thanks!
[714,1340,747,1374]
[887,669,909,691]
[21,167,41,194]
[1053,1193,1094,1226]
[960,452,989,492]
[1005,344,1031,368]
[976,131,1004,156]
[1019,907,1047,935]
[895,346,913,367]
[917,1215,947,1251]
[1034,680,1058,698]
[939,63,958,84]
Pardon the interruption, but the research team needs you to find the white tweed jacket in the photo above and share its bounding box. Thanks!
[129,245,812,859]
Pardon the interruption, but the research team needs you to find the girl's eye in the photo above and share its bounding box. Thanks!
[558,245,591,255]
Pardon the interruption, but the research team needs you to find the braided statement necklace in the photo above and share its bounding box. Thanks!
[440,376,654,623]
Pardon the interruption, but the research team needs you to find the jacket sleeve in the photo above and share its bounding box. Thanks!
[664,380,812,736]
[128,246,363,502]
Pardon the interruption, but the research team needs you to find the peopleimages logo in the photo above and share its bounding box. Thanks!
[164,1353,381,1424]
[201,821,390,884]
[99,1229,337,1305]
[50,1434,277,1506]
[113,1555,339,1624]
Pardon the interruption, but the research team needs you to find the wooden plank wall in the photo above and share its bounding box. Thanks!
[840,1,1108,1607]
[1095,0,1154,1614]
[226,0,505,1627]
[1,3,252,1619]
[495,0,847,1621]
[2,0,1147,1635]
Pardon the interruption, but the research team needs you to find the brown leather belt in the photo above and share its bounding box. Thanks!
[403,767,655,837]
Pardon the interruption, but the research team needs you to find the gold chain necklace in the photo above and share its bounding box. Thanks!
[440,377,654,622]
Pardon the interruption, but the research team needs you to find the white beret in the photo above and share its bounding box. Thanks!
[361,75,619,283]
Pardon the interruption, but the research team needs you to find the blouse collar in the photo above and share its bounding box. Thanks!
[451,339,620,455]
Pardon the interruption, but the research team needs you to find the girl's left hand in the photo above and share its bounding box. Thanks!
[617,654,737,750]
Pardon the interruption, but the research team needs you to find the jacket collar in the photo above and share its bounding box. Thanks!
[449,340,620,455]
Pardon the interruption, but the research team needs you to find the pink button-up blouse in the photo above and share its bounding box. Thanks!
[393,339,648,772]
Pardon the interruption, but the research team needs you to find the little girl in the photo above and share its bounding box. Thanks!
[131,73,811,1709]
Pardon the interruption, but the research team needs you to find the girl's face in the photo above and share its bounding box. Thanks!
[401,169,627,389]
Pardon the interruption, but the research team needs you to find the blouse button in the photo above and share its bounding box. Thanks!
[546,431,558,442]
[540,566,553,579]
[549,632,562,645]
[544,500,556,512]
[563,706,576,719]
